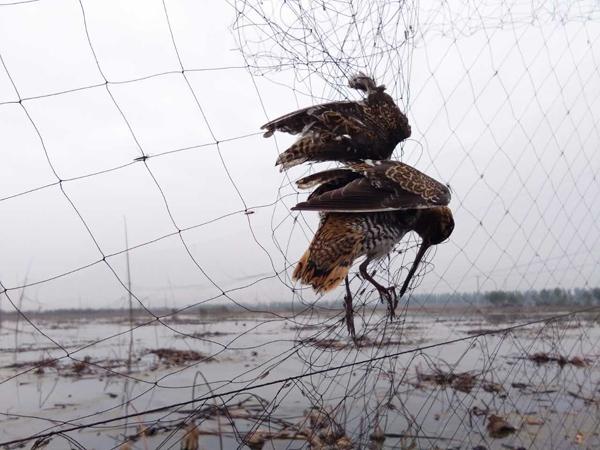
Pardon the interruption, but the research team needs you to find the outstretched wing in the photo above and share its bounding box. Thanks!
[296,168,361,190]
[261,101,363,137]
[275,127,378,171]
[292,161,450,212]
[263,74,411,170]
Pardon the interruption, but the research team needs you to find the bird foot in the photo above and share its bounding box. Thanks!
[348,73,386,94]
[376,286,397,318]
[344,294,356,339]
[344,277,356,339]
[348,73,377,93]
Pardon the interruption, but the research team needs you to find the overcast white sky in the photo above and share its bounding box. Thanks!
[0,0,599,310]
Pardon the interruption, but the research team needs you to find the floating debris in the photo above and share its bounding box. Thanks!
[415,367,477,394]
[181,422,201,450]
[524,416,544,426]
[470,406,488,417]
[569,356,590,367]
[4,357,58,373]
[147,348,214,366]
[525,352,592,368]
[368,425,385,450]
[30,437,51,450]
[69,356,93,376]
[335,436,354,449]
[175,330,233,339]
[567,390,600,404]
[299,335,415,351]
[244,430,267,450]
[305,405,335,430]
[481,381,504,395]
[486,414,516,438]
[289,323,329,331]
[452,373,477,393]
[33,358,58,375]
[300,338,347,350]
[463,328,503,336]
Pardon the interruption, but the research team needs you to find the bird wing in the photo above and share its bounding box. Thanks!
[263,84,411,169]
[261,101,364,137]
[350,161,451,206]
[296,168,361,190]
[274,127,378,171]
[292,161,450,212]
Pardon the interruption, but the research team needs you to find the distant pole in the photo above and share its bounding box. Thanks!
[476,275,481,306]
[13,272,29,363]
[124,218,134,374]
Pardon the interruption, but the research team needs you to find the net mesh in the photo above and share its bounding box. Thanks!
[0,0,599,449]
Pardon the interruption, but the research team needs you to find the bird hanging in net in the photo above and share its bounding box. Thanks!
[291,160,454,337]
[261,73,411,170]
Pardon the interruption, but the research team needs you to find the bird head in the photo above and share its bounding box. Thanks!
[398,206,454,298]
[416,206,454,245]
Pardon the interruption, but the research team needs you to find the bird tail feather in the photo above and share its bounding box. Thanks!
[292,215,362,293]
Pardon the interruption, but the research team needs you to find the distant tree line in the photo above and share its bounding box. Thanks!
[1,287,599,320]
[482,287,600,307]
[269,287,600,309]
[408,287,600,308]
[416,287,600,308]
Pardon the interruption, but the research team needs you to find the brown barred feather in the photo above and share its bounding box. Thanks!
[274,130,358,171]
[261,101,362,137]
[292,214,363,293]
[296,168,361,190]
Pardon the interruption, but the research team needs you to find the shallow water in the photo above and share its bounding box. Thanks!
[0,309,599,449]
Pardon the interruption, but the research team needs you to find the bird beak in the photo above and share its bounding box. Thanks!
[399,240,431,298]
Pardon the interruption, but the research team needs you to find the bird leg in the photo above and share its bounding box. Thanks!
[359,259,397,317]
[348,73,386,95]
[344,276,356,339]
[398,240,432,303]
[348,73,379,94]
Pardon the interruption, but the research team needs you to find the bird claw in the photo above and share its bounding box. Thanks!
[348,73,378,93]
[377,286,397,318]
[348,73,385,94]
[348,72,368,89]
[344,279,356,339]
[344,300,356,339]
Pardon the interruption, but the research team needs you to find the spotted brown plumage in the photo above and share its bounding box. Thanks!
[293,214,364,295]
[261,74,411,171]
[292,163,454,336]
[293,160,451,212]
